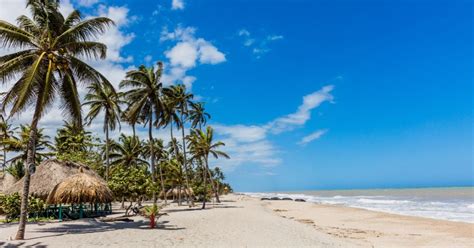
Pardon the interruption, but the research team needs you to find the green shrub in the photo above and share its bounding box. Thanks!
[0,193,46,222]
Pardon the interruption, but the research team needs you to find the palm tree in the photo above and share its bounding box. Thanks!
[0,114,17,171]
[0,0,113,239]
[188,126,229,209]
[212,166,225,195]
[143,138,167,203]
[188,102,211,130]
[120,62,163,203]
[54,121,91,153]
[163,84,194,205]
[5,125,53,165]
[83,83,121,181]
[109,134,148,169]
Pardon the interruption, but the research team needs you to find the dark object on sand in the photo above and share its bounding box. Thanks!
[295,199,306,202]
[100,216,134,222]
[282,197,293,201]
[270,197,281,200]
[261,197,270,200]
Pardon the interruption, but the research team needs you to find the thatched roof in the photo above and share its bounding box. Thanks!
[4,159,102,200]
[47,167,113,204]
[165,187,194,196]
[0,173,18,193]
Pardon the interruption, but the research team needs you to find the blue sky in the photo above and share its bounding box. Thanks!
[1,0,472,192]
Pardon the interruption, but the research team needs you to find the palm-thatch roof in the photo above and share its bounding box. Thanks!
[4,159,102,200]
[47,167,113,204]
[1,172,18,193]
[164,187,194,198]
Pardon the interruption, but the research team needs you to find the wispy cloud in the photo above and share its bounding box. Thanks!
[298,129,328,146]
[77,0,99,7]
[237,28,284,58]
[213,85,334,170]
[267,85,334,133]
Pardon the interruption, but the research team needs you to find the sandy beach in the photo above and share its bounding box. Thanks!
[0,194,472,247]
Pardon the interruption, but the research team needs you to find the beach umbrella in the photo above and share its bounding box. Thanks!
[47,167,113,205]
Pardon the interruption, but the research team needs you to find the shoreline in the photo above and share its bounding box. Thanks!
[241,187,474,224]
[1,194,473,247]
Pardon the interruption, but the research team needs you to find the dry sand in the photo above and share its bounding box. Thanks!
[0,194,472,247]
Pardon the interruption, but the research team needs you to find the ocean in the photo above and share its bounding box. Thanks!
[243,187,474,223]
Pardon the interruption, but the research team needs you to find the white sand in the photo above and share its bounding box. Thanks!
[0,194,472,247]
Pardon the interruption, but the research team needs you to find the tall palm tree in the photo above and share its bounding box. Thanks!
[0,0,113,239]
[188,101,211,130]
[120,62,163,204]
[109,134,148,168]
[163,84,194,205]
[188,126,229,209]
[83,83,121,181]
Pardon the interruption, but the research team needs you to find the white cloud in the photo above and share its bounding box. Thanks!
[171,0,184,10]
[298,129,328,146]
[77,0,99,7]
[59,0,75,17]
[267,35,284,41]
[95,5,135,63]
[238,29,250,37]
[213,125,267,143]
[166,42,198,68]
[237,28,284,58]
[160,26,226,88]
[213,85,334,170]
[198,41,226,64]
[268,85,334,133]
[144,55,153,63]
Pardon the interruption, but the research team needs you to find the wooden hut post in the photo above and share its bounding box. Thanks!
[79,203,83,218]
[59,204,62,222]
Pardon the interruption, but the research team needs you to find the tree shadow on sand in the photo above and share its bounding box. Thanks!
[0,241,47,248]
[24,218,185,241]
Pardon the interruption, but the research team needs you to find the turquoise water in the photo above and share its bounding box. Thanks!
[244,187,474,223]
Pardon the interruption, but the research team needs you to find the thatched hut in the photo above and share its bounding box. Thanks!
[4,159,102,200]
[47,167,113,204]
[163,187,194,200]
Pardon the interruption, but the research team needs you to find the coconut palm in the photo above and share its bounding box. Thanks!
[163,84,194,205]
[54,120,94,154]
[5,125,53,165]
[0,0,113,238]
[188,101,211,130]
[120,62,163,203]
[109,134,147,169]
[188,126,229,209]
[143,138,168,203]
[83,82,121,181]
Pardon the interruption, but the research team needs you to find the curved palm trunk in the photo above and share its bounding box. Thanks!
[169,122,182,205]
[201,158,208,209]
[2,146,6,172]
[158,160,166,204]
[15,107,41,240]
[105,122,110,181]
[132,123,136,138]
[149,116,157,204]
[180,110,193,206]
[207,167,220,203]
